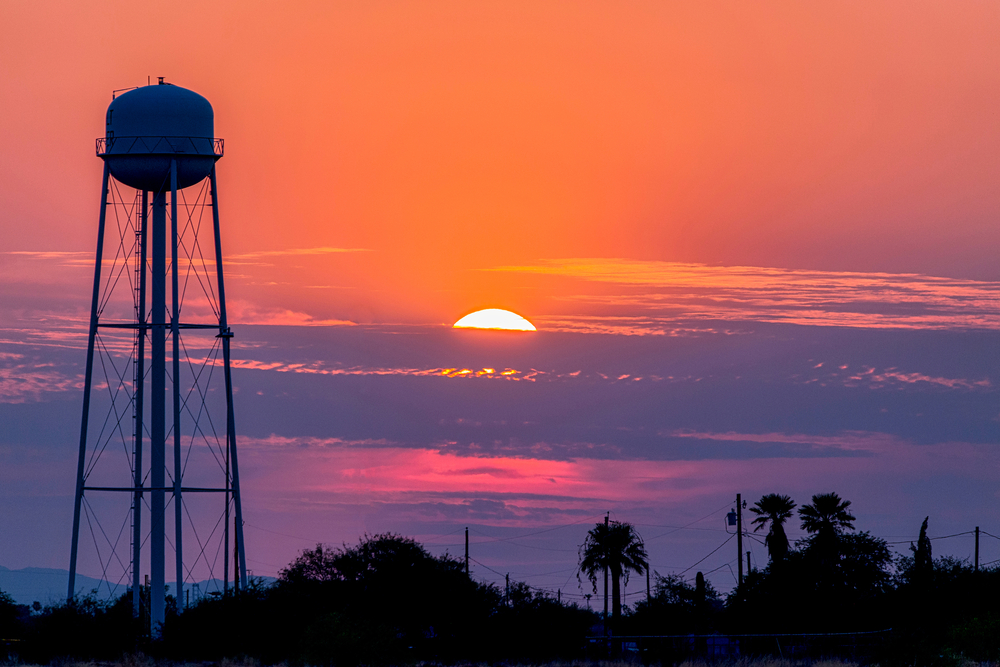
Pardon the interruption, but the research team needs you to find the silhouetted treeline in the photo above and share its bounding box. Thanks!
[3,520,1000,665]
[171,534,592,665]
[1,534,593,665]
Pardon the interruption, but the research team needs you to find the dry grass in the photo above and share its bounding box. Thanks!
[220,658,263,667]
[676,661,859,667]
[452,661,1000,667]
[447,660,866,667]
[678,660,862,667]
[2,656,267,667]
[427,661,998,667]
[8,657,1000,667]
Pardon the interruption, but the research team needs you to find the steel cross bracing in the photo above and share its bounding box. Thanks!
[68,164,247,637]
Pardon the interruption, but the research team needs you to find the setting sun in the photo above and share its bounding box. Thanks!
[453,308,537,331]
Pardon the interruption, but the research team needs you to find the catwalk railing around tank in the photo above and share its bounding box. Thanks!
[96,136,224,157]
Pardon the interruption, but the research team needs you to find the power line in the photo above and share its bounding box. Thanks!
[244,522,317,543]
[417,526,468,543]
[886,530,974,545]
[508,566,578,578]
[241,517,995,597]
[468,556,588,600]
[468,556,506,579]
[679,534,736,575]
[486,542,578,553]
[468,514,607,544]
[640,502,733,541]
[703,558,737,576]
[428,539,578,552]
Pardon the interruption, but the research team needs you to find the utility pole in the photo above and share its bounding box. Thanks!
[975,526,980,572]
[647,565,651,601]
[558,589,561,604]
[505,573,510,606]
[736,493,743,586]
[465,527,469,576]
[747,551,751,575]
[603,512,609,625]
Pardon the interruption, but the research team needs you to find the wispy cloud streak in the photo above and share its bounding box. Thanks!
[496,259,1000,331]
[668,430,901,452]
[227,247,370,263]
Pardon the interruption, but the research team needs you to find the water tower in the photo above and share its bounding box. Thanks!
[68,80,247,636]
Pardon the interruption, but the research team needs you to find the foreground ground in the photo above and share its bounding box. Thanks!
[6,658,1000,667]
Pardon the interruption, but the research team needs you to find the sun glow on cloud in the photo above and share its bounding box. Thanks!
[453,309,536,331]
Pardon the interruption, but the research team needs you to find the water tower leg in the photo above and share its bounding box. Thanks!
[210,167,248,589]
[170,160,184,613]
[150,188,167,637]
[232,415,248,589]
[68,163,110,603]
[132,190,148,619]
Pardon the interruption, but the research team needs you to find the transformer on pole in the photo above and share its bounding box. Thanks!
[68,81,247,638]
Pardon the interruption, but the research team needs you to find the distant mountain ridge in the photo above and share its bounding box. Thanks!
[0,565,271,606]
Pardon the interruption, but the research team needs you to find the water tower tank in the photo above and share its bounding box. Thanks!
[99,81,221,191]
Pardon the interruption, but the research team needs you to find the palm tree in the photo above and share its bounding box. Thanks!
[579,520,648,627]
[799,492,855,564]
[749,494,796,562]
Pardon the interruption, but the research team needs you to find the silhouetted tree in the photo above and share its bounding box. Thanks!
[578,520,647,627]
[650,572,720,609]
[630,571,720,639]
[749,493,796,562]
[276,533,484,663]
[799,492,855,565]
[496,581,594,660]
[19,591,140,663]
[909,516,933,587]
[278,543,341,583]
[732,529,892,634]
[835,531,893,598]
[0,589,24,641]
[177,533,496,665]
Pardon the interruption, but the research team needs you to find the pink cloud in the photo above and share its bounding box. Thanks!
[234,434,1000,537]
[0,364,82,403]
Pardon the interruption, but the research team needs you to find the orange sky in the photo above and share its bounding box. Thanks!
[3,1,1000,326]
[8,3,1000,598]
